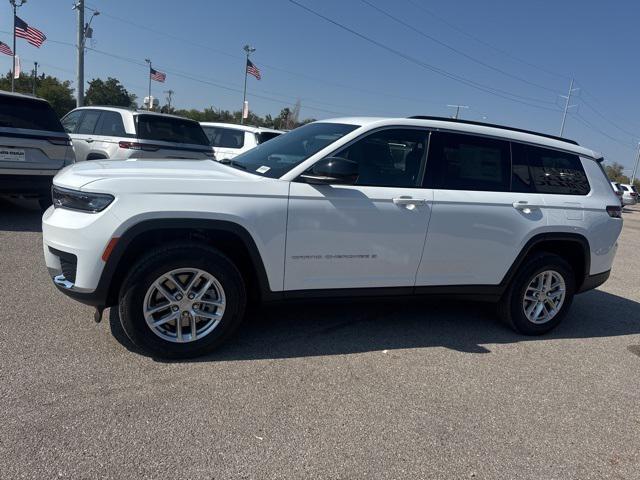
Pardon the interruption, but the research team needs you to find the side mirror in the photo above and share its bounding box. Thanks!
[300,157,359,185]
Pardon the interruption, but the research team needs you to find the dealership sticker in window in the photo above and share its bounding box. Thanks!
[256,166,270,174]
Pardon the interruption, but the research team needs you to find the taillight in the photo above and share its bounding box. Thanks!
[118,141,159,152]
[606,205,622,218]
[47,137,72,146]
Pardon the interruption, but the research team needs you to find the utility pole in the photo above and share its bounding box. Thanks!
[75,0,84,106]
[447,104,468,120]
[631,142,640,187]
[145,58,152,110]
[32,61,37,95]
[559,78,579,137]
[164,89,174,110]
[241,44,255,125]
[10,0,27,93]
[73,2,99,107]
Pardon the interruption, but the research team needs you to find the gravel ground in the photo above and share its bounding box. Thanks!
[1,198,638,479]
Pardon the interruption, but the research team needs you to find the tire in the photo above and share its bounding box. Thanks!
[497,253,575,335]
[118,243,246,359]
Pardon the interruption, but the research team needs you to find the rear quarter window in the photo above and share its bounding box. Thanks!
[521,144,590,195]
[0,96,65,133]
[136,115,210,145]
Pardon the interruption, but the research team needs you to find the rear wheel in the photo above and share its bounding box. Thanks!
[498,253,575,335]
[118,243,246,358]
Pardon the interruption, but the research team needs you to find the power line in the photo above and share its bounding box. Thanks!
[569,111,636,151]
[360,0,561,96]
[286,0,561,112]
[404,0,571,81]
[82,4,449,109]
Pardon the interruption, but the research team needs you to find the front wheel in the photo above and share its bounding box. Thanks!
[498,253,575,335]
[118,243,246,358]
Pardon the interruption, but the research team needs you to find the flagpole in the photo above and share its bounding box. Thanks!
[145,58,151,110]
[11,2,17,92]
[241,45,255,125]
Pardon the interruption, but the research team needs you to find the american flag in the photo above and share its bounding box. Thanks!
[150,67,166,83]
[15,16,46,48]
[0,41,12,56]
[246,59,261,80]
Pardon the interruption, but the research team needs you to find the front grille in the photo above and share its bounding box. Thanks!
[49,247,77,284]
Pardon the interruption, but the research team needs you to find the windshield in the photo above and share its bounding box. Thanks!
[229,122,359,178]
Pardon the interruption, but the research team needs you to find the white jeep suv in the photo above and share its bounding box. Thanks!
[43,116,623,358]
[61,107,215,161]
[200,122,283,161]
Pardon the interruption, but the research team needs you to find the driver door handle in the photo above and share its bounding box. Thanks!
[393,196,427,206]
[512,200,544,211]
[85,138,94,143]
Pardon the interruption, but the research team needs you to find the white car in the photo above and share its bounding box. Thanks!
[200,122,282,161]
[43,116,623,358]
[61,107,215,161]
[610,181,624,206]
[619,183,638,205]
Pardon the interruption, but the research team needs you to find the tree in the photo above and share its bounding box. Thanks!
[85,77,136,108]
[604,162,629,184]
[0,72,75,117]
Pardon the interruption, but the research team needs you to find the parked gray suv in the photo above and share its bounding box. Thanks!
[0,91,75,209]
[61,107,215,161]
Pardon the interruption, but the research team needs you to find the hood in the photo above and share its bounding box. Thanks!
[54,158,259,190]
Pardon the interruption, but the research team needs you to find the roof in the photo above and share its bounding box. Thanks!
[71,106,199,122]
[199,122,283,134]
[0,90,49,103]
[319,116,600,160]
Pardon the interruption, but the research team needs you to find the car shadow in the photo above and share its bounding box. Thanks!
[108,289,640,362]
[0,198,43,232]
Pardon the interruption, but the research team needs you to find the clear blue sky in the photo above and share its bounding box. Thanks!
[2,0,639,171]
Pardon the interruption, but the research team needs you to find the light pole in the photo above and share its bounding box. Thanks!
[447,104,469,120]
[32,60,37,95]
[9,0,27,93]
[241,44,255,125]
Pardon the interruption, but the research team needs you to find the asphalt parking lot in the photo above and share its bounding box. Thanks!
[1,198,639,480]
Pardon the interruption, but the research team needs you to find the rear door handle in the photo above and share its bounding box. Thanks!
[85,138,94,143]
[512,201,544,211]
[393,196,427,206]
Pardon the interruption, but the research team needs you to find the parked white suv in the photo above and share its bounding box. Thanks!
[619,183,638,205]
[61,107,215,161]
[43,116,623,358]
[200,122,282,161]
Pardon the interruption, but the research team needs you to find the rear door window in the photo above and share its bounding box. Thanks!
[137,115,210,145]
[96,111,126,137]
[514,143,590,195]
[0,96,65,132]
[61,110,83,134]
[424,132,511,191]
[202,126,245,148]
[76,110,102,135]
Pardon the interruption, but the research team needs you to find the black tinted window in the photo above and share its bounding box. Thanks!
[257,131,281,144]
[61,110,83,134]
[520,144,589,195]
[76,110,101,135]
[334,128,427,187]
[202,127,245,148]
[137,115,209,145]
[511,143,534,192]
[97,111,126,136]
[0,96,64,132]
[425,132,510,191]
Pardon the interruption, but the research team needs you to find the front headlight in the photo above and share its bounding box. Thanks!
[52,186,115,213]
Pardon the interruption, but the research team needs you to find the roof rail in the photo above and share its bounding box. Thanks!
[408,116,579,145]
